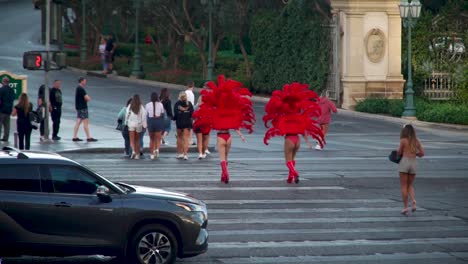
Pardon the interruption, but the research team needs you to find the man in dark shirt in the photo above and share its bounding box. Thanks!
[0,77,15,142]
[50,80,63,140]
[72,77,97,142]
[105,35,117,74]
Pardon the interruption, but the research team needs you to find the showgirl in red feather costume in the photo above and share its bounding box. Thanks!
[193,75,255,183]
[263,82,325,183]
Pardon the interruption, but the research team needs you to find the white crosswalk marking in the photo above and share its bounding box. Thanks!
[70,155,468,264]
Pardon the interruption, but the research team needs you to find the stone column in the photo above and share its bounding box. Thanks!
[331,0,405,109]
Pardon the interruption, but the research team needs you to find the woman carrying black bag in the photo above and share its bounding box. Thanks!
[117,98,132,157]
[397,124,425,216]
[11,93,33,150]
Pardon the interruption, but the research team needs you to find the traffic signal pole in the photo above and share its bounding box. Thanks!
[43,0,51,141]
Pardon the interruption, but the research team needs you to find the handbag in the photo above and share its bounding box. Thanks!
[116,118,123,131]
[29,111,40,130]
[388,150,402,164]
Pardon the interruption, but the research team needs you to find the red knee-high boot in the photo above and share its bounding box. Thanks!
[220,161,229,184]
[286,161,299,184]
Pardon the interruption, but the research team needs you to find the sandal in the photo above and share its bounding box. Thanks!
[412,201,417,212]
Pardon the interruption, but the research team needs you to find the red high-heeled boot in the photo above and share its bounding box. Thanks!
[220,161,229,184]
[286,161,299,184]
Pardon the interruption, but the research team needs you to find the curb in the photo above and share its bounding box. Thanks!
[338,109,468,132]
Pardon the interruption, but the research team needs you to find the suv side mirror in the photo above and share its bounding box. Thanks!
[96,185,112,202]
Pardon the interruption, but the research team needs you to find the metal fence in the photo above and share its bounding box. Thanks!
[423,72,457,100]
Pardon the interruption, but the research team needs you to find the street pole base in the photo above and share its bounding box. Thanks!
[402,116,417,121]
[130,72,144,79]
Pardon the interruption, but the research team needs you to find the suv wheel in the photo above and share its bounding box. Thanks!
[129,224,178,264]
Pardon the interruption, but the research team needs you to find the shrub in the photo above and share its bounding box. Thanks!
[356,98,468,125]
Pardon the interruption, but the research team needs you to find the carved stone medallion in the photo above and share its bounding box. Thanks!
[365,28,386,63]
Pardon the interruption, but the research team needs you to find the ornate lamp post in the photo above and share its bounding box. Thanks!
[201,0,217,80]
[399,0,421,119]
[80,0,86,63]
[131,0,144,78]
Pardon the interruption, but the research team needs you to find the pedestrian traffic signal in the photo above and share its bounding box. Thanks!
[23,52,43,70]
[22,51,67,71]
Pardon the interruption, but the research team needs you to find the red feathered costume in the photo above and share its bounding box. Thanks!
[193,75,255,183]
[263,82,325,183]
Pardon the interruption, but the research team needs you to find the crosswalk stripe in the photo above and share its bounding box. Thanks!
[209,225,468,236]
[167,186,345,191]
[208,237,468,249]
[207,207,427,214]
[208,252,468,263]
[209,216,460,225]
[204,199,394,204]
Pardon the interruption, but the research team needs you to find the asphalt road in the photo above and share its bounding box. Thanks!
[1,0,468,263]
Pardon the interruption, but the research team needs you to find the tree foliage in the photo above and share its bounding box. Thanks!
[250,1,330,94]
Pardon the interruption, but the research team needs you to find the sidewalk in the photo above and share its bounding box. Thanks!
[0,116,200,154]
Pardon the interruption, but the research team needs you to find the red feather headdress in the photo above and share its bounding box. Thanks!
[263,82,324,146]
[193,75,256,133]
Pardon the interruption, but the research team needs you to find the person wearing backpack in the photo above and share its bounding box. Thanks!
[11,93,33,150]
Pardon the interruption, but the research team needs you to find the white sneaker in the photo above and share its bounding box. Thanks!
[177,154,184,159]
[134,154,140,160]
[150,154,155,160]
[205,149,211,155]
[202,154,207,159]
[314,144,322,150]
[183,155,188,160]
[155,149,159,159]
[198,153,203,159]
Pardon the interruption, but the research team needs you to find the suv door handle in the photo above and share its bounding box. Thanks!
[54,202,71,208]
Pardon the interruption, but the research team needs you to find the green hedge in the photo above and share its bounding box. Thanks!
[355,98,468,125]
[250,2,330,94]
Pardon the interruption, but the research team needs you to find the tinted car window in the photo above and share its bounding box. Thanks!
[0,165,41,192]
[49,166,101,195]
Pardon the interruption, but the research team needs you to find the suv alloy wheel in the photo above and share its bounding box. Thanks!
[130,224,178,264]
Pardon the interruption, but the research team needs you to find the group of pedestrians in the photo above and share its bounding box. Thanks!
[0,77,63,150]
[0,76,98,150]
[98,35,117,75]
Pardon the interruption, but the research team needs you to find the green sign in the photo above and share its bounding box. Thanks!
[0,72,26,100]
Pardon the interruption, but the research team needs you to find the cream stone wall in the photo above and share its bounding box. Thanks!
[332,0,405,109]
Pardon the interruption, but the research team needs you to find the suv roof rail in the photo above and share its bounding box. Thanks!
[2,146,29,159]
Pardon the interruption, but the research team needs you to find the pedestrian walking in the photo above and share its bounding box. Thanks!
[397,124,425,216]
[185,80,196,145]
[37,84,47,141]
[0,77,15,142]
[194,95,211,159]
[99,37,107,74]
[145,92,165,160]
[160,88,173,145]
[49,80,62,140]
[173,91,194,160]
[11,93,34,150]
[118,98,132,157]
[126,94,147,159]
[193,75,255,183]
[72,77,97,142]
[315,90,337,150]
[263,82,324,183]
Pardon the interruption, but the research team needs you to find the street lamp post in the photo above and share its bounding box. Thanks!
[80,0,86,63]
[130,0,144,78]
[201,0,217,81]
[399,0,421,119]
